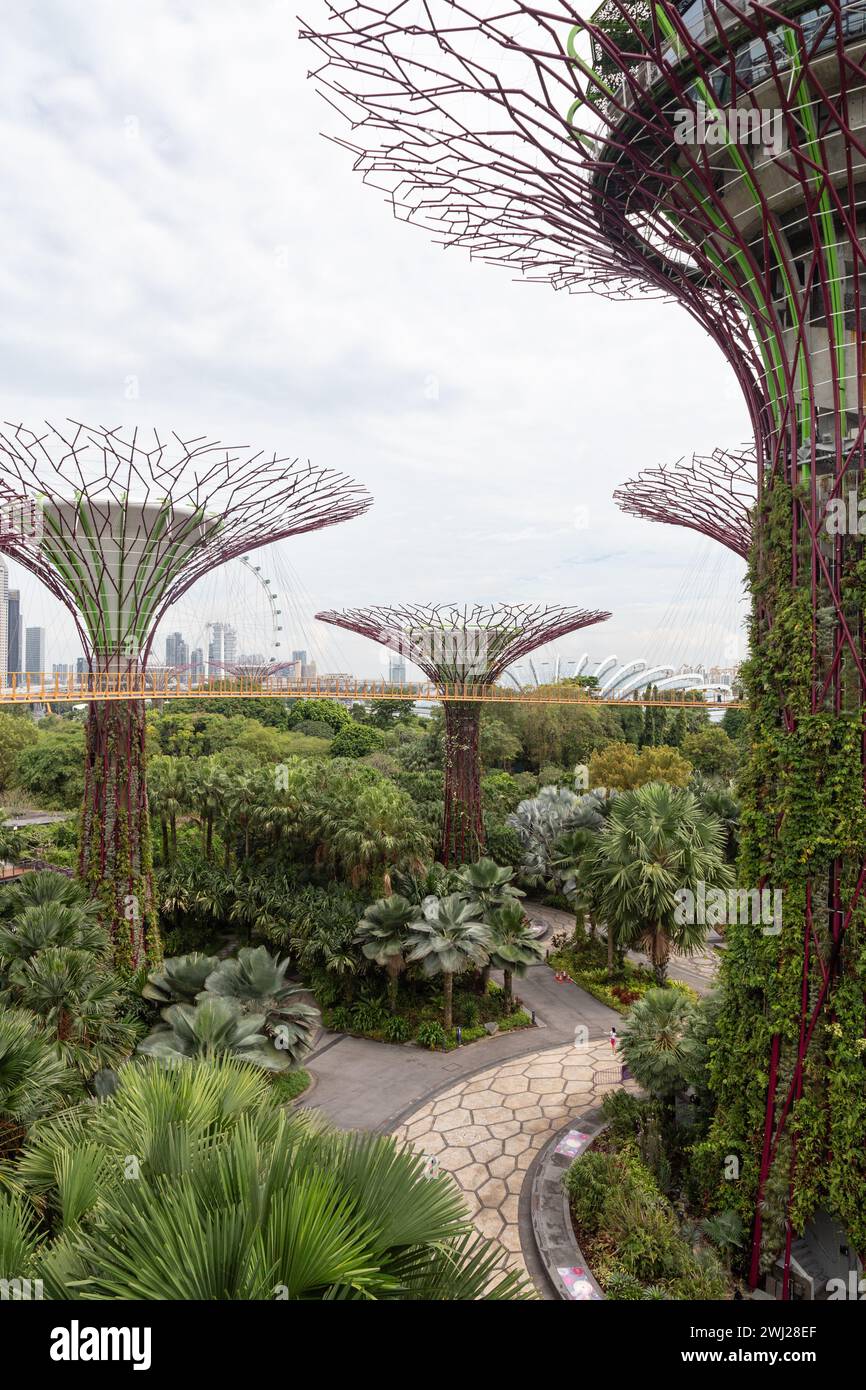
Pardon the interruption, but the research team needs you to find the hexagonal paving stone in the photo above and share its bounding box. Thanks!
[474,1207,504,1240]
[504,1134,530,1156]
[437,1107,475,1131]
[389,1040,623,1286]
[470,1138,502,1164]
[477,1176,508,1208]
[490,1121,522,1139]
[528,1077,567,1095]
[436,1146,473,1172]
[456,1162,492,1192]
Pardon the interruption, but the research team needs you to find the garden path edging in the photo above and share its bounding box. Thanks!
[530,1113,607,1301]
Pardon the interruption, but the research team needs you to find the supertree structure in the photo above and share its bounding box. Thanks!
[303,1,866,1287]
[315,602,609,861]
[614,445,756,558]
[0,420,371,968]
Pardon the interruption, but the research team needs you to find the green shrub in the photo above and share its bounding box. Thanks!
[605,1192,679,1281]
[563,1150,620,1237]
[383,1015,411,1043]
[350,998,388,1032]
[329,1006,352,1032]
[416,1021,446,1051]
[605,1270,646,1301]
[601,1088,648,1141]
[330,725,386,759]
[458,997,480,1028]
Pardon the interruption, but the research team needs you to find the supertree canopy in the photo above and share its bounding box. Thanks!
[315,602,609,862]
[304,2,866,1287]
[614,445,756,558]
[0,420,371,968]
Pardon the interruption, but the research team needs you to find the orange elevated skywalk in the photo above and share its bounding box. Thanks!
[0,673,743,708]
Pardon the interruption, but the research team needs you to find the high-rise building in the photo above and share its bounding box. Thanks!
[389,654,407,684]
[52,664,70,678]
[292,649,307,665]
[165,631,188,667]
[6,587,21,680]
[25,627,45,675]
[207,622,237,671]
[75,656,88,678]
[0,559,8,682]
[190,648,204,684]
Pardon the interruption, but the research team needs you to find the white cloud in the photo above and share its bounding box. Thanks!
[0,0,749,677]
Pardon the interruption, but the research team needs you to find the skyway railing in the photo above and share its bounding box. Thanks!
[0,673,743,708]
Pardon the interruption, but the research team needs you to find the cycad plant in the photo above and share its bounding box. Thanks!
[354,895,419,1012]
[485,900,544,1009]
[203,946,319,1062]
[407,894,491,1030]
[136,995,291,1071]
[0,1056,528,1299]
[142,952,221,1004]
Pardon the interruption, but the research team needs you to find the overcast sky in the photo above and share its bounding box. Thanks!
[0,0,750,679]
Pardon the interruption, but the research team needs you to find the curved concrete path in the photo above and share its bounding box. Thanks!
[301,900,718,1133]
[392,1040,619,1280]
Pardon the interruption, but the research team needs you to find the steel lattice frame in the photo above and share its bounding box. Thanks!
[303,0,866,1289]
[0,420,371,967]
[614,445,757,557]
[316,602,609,861]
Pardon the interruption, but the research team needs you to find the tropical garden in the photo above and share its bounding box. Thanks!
[0,686,748,1299]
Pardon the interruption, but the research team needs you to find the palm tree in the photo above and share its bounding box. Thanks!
[455,857,524,913]
[0,1008,79,1158]
[485,900,544,1009]
[0,869,99,921]
[2,1056,528,1299]
[188,758,231,862]
[354,895,419,1012]
[407,894,491,1030]
[619,987,699,1102]
[0,902,108,970]
[147,757,188,864]
[587,782,733,984]
[314,781,431,893]
[4,946,138,1077]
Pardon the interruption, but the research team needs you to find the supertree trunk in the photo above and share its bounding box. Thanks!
[441,701,484,866]
[79,697,160,971]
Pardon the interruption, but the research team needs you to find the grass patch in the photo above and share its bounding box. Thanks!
[269,1069,311,1105]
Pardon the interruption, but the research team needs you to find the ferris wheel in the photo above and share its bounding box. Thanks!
[236,555,284,661]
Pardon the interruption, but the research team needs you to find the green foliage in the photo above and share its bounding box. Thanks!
[16,726,86,808]
[415,1020,446,1050]
[330,723,386,758]
[4,1057,528,1299]
[619,988,700,1099]
[682,727,739,779]
[286,699,352,733]
[0,712,38,790]
[709,481,866,1258]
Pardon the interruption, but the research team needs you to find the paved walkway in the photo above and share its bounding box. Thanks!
[301,899,719,1132]
[392,1040,621,1278]
[302,962,619,1132]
